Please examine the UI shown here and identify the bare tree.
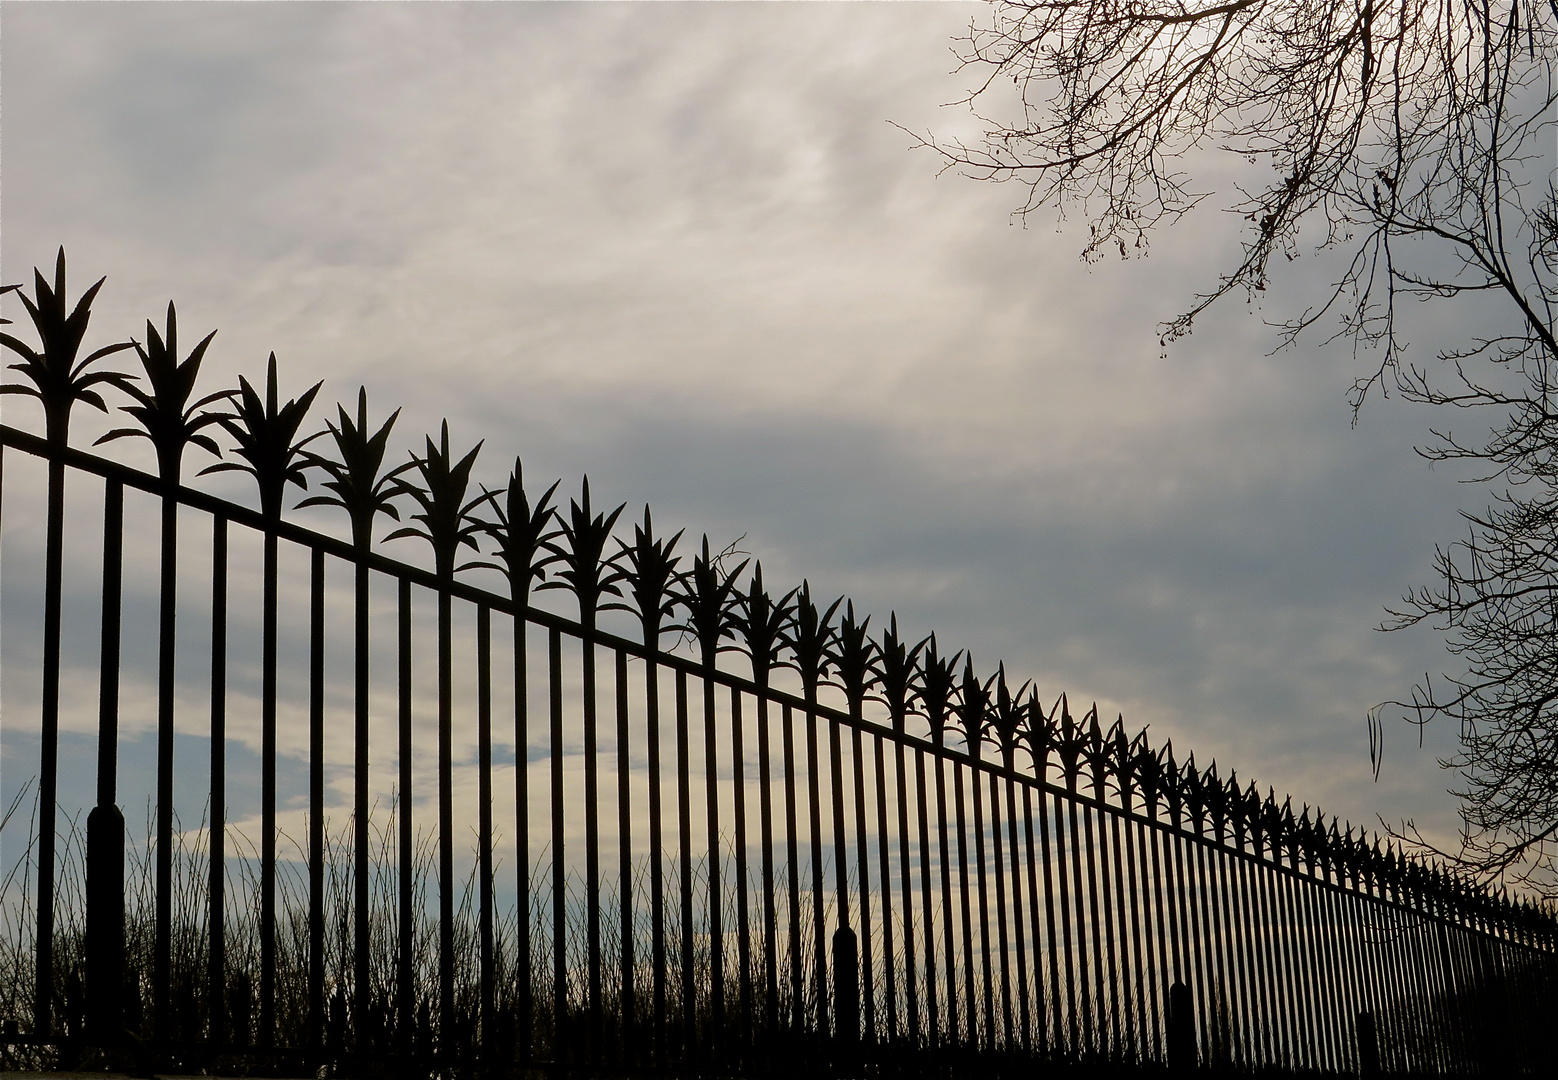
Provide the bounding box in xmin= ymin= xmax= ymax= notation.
xmin=912 ymin=0 xmax=1558 ymax=894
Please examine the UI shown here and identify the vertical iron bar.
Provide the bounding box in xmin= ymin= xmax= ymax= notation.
xmin=1234 ymin=852 xmax=1261 ymax=1066
xmin=1233 ymin=853 xmax=1268 ymax=1066
xmin=1149 ymin=824 xmax=1175 ymax=1060
xmin=1129 ymin=816 xmax=1157 ymax=1061
xmin=1330 ymin=872 xmax=1366 ymax=1072
xmin=1252 ymin=849 xmax=1286 ymax=1067
xmin=935 ymin=754 xmax=958 ymax=1045
xmin=829 ymin=712 xmax=851 ymax=943
xmin=987 ymin=770 xmax=1011 ymax=1047
xmin=1046 ymin=788 xmax=1076 ymax=1052
xmin=353 ymin=550 xmax=371 ymax=1051
xmin=1273 ymin=861 xmax=1308 ymax=1068
xmin=894 ymin=740 xmax=917 ymax=1042
xmin=1307 ymin=874 xmax=1341 ymax=1070
xmin=851 ymin=723 xmax=874 ymax=1042
xmin=806 ymin=702 xmax=828 ymax=1035
xmin=782 ymin=703 xmax=804 ymax=1031
xmin=1153 ymin=824 xmax=1176 ymax=996
xmin=916 ymin=748 xmax=939 ymax=1046
xmin=1175 ymin=833 xmax=1199 ymax=1061
xmin=1271 ymin=853 xmax=1301 ymax=1069
xmin=514 ymin=612 xmax=532 ymax=1063
xmin=1108 ymin=807 xmax=1134 ymax=1058
xmin=1337 ymin=870 xmax=1370 ymax=1072
xmin=154 ymin=482 xmax=178 ymax=1045
xmin=88 ymin=479 xmax=126 ymax=1046
xmin=309 ymin=548 xmax=325 ymax=1049
xmin=1223 ymin=848 xmax=1249 ymax=1065
xmin=1192 ymin=840 xmax=1221 ymax=1064
xmin=1415 ymin=898 xmax=1451 ymax=1074
xmin=1021 ymin=785 xmax=1046 ymax=1052
xmin=616 ymin=650 xmax=635 ymax=1063
xmin=1292 ymin=869 xmax=1324 ymax=1070
xmin=583 ymin=632 xmax=602 ymax=1058
xmin=207 ymin=513 xmax=226 ymax=1045
xmin=156 ymin=488 xmax=185 ymax=1018
xmin=1339 ymin=866 xmax=1377 ymax=1072
xmin=1307 ymin=873 xmax=1339 ymax=1071
xmin=1121 ymin=810 xmax=1146 ymax=1053
xmin=1086 ymin=802 xmax=1118 ymax=1056
xmin=1252 ymin=847 xmax=1290 ymax=1065
xmin=847 ymin=720 xmax=872 ymax=1041
xmin=1140 ymin=822 xmax=1165 ymax=1059
xmin=1246 ymin=851 xmax=1275 ymax=1065
xmin=953 ymin=762 xmax=977 ymax=1046
xmin=1173 ymin=832 xmax=1204 ymax=1062
xmin=875 ymin=735 xmax=895 ymax=1041
xmin=1214 ymin=845 xmax=1241 ymax=1066
xmin=397 ymin=578 xmax=413 ymax=1052
xmin=94 ymin=479 xmax=124 ymax=809
xmin=1037 ymin=787 xmax=1065 ymax=1053
xmin=34 ymin=450 xmax=65 ymax=1038
xmin=260 ymin=527 xmax=278 ymax=1045
xmin=1202 ymin=841 xmax=1228 ymax=1064
xmin=1376 ymin=893 xmax=1411 ymax=1071
xmin=703 ymin=675 xmax=724 ymax=1055
xmin=971 ymin=764 xmax=994 ymax=1049
xmin=1004 ymin=773 xmax=1030 ymax=1050
xmin=758 ymin=695 xmax=779 ymax=1036
xmin=1314 ymin=874 xmax=1348 ymax=1070
xmin=646 ymin=658 xmax=667 ymax=1061
xmin=677 ymin=669 xmax=696 ymax=1059
xmin=732 ymin=688 xmax=753 ymax=1051
xmin=437 ymin=585 xmax=455 ymax=1051
xmin=1066 ymin=797 xmax=1092 ymax=1052
xmin=477 ymin=605 xmax=494 ymax=1049
xmin=550 ymin=627 xmax=568 ymax=1063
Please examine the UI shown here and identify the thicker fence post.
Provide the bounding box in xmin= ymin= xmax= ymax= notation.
xmin=1356 ymin=1009 xmax=1379 ymax=1077
xmin=833 ymin=925 xmax=860 ymax=1049
xmin=1167 ymin=980 xmax=1195 ymax=1073
xmin=87 ymin=478 xmax=125 ymax=1045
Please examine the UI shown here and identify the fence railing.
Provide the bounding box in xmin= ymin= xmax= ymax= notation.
xmin=3 ymin=412 xmax=1556 ymax=1077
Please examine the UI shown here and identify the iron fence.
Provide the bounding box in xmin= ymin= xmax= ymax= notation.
xmin=3 ymin=420 xmax=1554 ymax=1077
xmin=0 ymin=257 xmax=1554 ymax=1076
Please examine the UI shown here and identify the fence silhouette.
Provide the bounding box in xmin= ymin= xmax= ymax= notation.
xmin=2 ymin=259 xmax=1556 ymax=1077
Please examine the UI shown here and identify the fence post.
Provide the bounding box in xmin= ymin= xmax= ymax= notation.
xmin=1356 ymin=1010 xmax=1379 ymax=1077
xmin=1167 ymin=980 xmax=1196 ymax=1073
xmin=833 ymin=925 xmax=860 ymax=1044
xmin=85 ymin=804 xmax=125 ymax=1044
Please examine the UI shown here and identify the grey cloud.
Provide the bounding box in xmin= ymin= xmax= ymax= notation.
xmin=1 ymin=1 xmax=1482 ymax=849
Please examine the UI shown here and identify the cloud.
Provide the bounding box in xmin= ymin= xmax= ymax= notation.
xmin=1 ymin=0 xmax=1481 ymax=855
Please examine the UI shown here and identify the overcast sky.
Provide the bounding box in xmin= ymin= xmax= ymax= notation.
xmin=0 ymin=0 xmax=1493 ymax=851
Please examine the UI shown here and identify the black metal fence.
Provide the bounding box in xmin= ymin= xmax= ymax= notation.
xmin=3 ymin=418 xmax=1555 ymax=1077
xmin=0 ymin=258 xmax=1553 ymax=1076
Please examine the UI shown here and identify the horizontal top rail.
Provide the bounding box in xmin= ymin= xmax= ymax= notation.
xmin=4 ymin=419 xmax=1554 ymax=950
